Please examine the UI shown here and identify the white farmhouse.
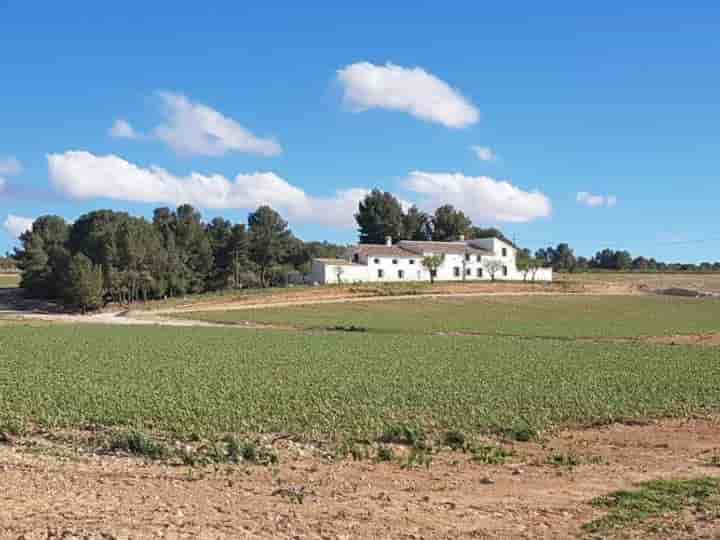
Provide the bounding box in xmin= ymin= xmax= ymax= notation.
xmin=311 ymin=236 xmax=552 ymax=284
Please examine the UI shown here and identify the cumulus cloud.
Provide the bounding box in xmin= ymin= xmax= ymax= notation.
xmin=0 ymin=156 xmax=22 ymax=194
xmin=153 ymin=92 xmax=282 ymax=157
xmin=109 ymin=119 xmax=138 ymax=139
xmin=0 ymin=156 xmax=22 ymax=176
xmin=404 ymin=171 xmax=551 ymax=223
xmin=470 ymin=145 xmax=497 ymax=162
xmin=48 ymin=151 xmax=363 ymax=228
xmin=337 ymin=62 xmax=479 ymax=128
xmin=576 ymin=191 xmax=617 ymax=208
xmin=3 ymin=214 xmax=33 ymax=239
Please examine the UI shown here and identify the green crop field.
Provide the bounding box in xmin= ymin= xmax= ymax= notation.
xmin=0 ymin=274 xmax=20 ymax=289
xmin=180 ymin=295 xmax=720 ymax=339
xmin=1 ymin=322 xmax=718 ymax=439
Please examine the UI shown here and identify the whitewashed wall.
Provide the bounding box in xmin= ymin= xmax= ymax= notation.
xmin=311 ymin=238 xmax=552 ymax=284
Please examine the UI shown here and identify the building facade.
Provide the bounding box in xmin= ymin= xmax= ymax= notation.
xmin=310 ymin=236 xmax=552 ymax=284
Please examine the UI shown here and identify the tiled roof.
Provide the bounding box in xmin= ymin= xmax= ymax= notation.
xmin=398 ymin=241 xmax=493 ymax=256
xmin=352 ymin=244 xmax=416 ymax=257
xmin=313 ymin=258 xmax=361 ymax=266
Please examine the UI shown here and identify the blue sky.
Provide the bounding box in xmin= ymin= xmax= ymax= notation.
xmin=1 ymin=2 xmax=719 ymax=262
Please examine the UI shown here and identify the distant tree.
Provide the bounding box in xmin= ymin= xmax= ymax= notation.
xmin=591 ymin=248 xmax=632 ymax=270
xmin=65 ymin=253 xmax=104 ymax=312
xmin=16 ymin=234 xmax=50 ymax=296
xmin=355 ymin=189 xmax=405 ymax=244
xmin=174 ymin=205 xmax=214 ymax=293
xmin=468 ymin=226 xmax=514 ymax=246
xmin=248 ymin=206 xmax=292 ymax=288
xmin=14 ymin=216 xmax=70 ymax=298
xmin=575 ymin=256 xmax=590 ymax=272
xmin=431 ymin=205 xmax=472 ymax=241
xmin=535 ymin=243 xmax=576 ymax=272
xmin=554 ymin=243 xmax=577 ymax=272
xmin=516 ymin=252 xmax=543 ymax=281
xmin=402 ymin=206 xmax=431 ymax=241
xmin=482 ymin=259 xmax=504 ymax=281
xmin=421 ymin=254 xmax=445 ymax=284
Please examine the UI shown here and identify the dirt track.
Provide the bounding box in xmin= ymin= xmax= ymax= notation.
xmin=2 ymin=417 xmax=719 ymax=539
xmin=0 ymin=278 xmax=634 ymax=329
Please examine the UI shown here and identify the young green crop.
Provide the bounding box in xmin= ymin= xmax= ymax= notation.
xmin=179 ymin=295 xmax=720 ymax=339
xmin=0 ymin=322 xmax=718 ymax=439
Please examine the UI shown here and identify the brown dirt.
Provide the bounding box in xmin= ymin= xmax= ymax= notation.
xmin=647 ymin=333 xmax=720 ymax=346
xmin=2 ymin=418 xmax=719 ymax=539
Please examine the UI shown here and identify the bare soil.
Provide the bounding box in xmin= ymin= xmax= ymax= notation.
xmin=1 ymin=418 xmax=719 ymax=539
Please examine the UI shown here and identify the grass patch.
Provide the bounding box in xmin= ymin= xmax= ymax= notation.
xmin=179 ymin=295 xmax=720 ymax=339
xmin=470 ymin=444 xmax=514 ymax=465
xmin=378 ymin=423 xmax=425 ymax=447
xmin=547 ymin=452 xmax=581 ymax=467
xmin=104 ymin=429 xmax=169 ymax=459
xmin=584 ymin=477 xmax=720 ymax=533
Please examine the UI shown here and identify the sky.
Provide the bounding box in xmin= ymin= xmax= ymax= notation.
xmin=1 ymin=2 xmax=719 ymax=262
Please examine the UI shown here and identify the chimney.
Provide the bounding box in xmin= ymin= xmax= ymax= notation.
xmin=385 ymin=236 xmax=392 ymax=246
xmin=458 ymin=234 xmax=465 ymax=242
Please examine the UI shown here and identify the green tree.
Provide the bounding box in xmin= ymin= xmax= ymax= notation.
xmin=402 ymin=206 xmax=431 ymax=241
xmin=355 ymin=189 xmax=405 ymax=244
xmin=16 ymin=233 xmax=50 ymax=296
xmin=468 ymin=226 xmax=514 ymax=246
xmin=65 ymin=253 xmax=104 ymax=312
xmin=482 ymin=259 xmax=504 ymax=281
xmin=516 ymin=253 xmax=543 ymax=281
xmin=421 ymin=254 xmax=445 ymax=284
xmin=431 ymin=205 xmax=472 ymax=241
xmin=248 ymin=206 xmax=291 ymax=288
xmin=15 ymin=216 xmax=70 ymax=298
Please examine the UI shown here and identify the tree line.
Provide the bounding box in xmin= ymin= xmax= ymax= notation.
xmin=355 ymin=189 xmax=514 ymax=245
xmin=14 ymin=205 xmax=344 ymax=311
xmin=11 ymin=188 xmax=719 ymax=309
xmin=533 ymin=244 xmax=720 ymax=273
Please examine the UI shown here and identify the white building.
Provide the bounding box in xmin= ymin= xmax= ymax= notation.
xmin=310 ymin=236 xmax=552 ymax=284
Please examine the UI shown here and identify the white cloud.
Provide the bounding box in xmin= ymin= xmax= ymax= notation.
xmin=0 ymin=156 xmax=22 ymax=197
xmin=48 ymin=151 xmax=362 ymax=228
xmin=404 ymin=171 xmax=552 ymax=223
xmin=337 ymin=62 xmax=479 ymax=128
xmin=153 ymin=92 xmax=282 ymax=157
xmin=470 ymin=145 xmax=497 ymax=162
xmin=3 ymin=214 xmax=33 ymax=239
xmin=576 ymin=191 xmax=617 ymax=208
xmin=0 ymin=156 xmax=22 ymax=176
xmin=109 ymin=119 xmax=138 ymax=139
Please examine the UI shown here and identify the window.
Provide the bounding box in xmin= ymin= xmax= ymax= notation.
xmin=465 ymin=253 xmax=471 ymax=262
xmin=353 ymin=253 xmax=359 ymax=263
xmin=477 ymin=268 xmax=483 ymax=278
xmin=377 ymin=269 xmax=384 ymax=278
xmin=502 ymin=248 xmax=507 ymax=257
xmin=465 ymin=268 xmax=472 ymax=276
xmin=373 ymin=258 xmax=380 ymax=264
xmin=502 ymin=265 xmax=508 ymax=277
xmin=398 ymin=270 xmax=404 ymax=279
xmin=453 ymin=267 xmax=461 ymax=277
xmin=392 ymin=259 xmax=398 ymax=265
xmin=409 ymin=259 xmax=415 ymax=265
